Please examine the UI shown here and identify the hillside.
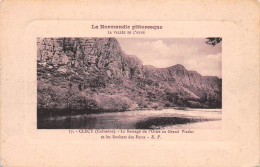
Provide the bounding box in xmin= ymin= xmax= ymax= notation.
xmin=37 ymin=37 xmax=222 ymax=115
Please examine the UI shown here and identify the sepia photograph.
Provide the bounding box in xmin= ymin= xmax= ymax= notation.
xmin=37 ymin=37 xmax=222 ymax=129
xmin=1 ymin=0 xmax=259 ymax=166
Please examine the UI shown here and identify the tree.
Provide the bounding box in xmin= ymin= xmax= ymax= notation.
xmin=205 ymin=37 xmax=222 ymax=47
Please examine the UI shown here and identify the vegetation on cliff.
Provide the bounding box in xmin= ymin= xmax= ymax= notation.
xmin=37 ymin=37 xmax=222 ymax=115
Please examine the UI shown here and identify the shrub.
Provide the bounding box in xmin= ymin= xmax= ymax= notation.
xmin=164 ymin=101 xmax=172 ymax=108
xmin=94 ymin=94 xmax=137 ymax=112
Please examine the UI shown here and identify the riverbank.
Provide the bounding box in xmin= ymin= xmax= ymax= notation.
xmin=37 ymin=106 xmax=221 ymax=118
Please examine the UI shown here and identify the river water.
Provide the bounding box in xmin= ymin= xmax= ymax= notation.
xmin=38 ymin=108 xmax=221 ymax=129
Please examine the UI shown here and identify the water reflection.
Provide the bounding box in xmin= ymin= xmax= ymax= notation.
xmin=38 ymin=109 xmax=221 ymax=129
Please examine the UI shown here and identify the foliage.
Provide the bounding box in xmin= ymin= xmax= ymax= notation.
xmin=94 ymin=94 xmax=137 ymax=112
xmin=205 ymin=37 xmax=222 ymax=47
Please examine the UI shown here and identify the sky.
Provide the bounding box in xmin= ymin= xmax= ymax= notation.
xmin=117 ymin=38 xmax=222 ymax=78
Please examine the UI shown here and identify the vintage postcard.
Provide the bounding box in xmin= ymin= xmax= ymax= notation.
xmin=0 ymin=1 xmax=259 ymax=167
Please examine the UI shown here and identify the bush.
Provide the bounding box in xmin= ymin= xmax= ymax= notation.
xmin=164 ymin=101 xmax=172 ymax=108
xmin=94 ymin=94 xmax=137 ymax=112
xmin=187 ymin=100 xmax=203 ymax=108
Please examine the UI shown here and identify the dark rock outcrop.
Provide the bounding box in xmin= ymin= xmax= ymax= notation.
xmin=37 ymin=37 xmax=222 ymax=113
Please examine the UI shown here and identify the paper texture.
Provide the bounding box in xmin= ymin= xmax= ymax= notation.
xmin=0 ymin=0 xmax=259 ymax=166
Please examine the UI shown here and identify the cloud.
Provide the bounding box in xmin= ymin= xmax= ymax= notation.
xmin=117 ymin=38 xmax=222 ymax=78
xmin=185 ymin=53 xmax=222 ymax=77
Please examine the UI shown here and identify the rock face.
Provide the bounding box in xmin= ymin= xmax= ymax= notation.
xmin=37 ymin=37 xmax=222 ymax=112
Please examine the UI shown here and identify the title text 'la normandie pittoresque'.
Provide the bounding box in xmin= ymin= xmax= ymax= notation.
xmin=91 ymin=24 xmax=163 ymax=30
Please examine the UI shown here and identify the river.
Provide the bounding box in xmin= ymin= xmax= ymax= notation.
xmin=37 ymin=108 xmax=221 ymax=129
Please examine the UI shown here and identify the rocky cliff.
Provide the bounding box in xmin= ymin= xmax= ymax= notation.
xmin=37 ymin=37 xmax=222 ymax=114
